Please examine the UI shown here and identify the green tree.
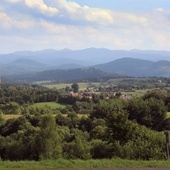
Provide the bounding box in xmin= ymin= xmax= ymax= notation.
xmin=127 ymin=97 xmax=167 ymax=131
xmin=90 ymin=139 xmax=112 ymax=159
xmin=36 ymin=115 xmax=62 ymax=160
xmin=64 ymin=136 xmax=91 ymax=159
xmin=106 ymin=110 xmax=130 ymax=144
xmin=71 ymin=83 xmax=79 ymax=93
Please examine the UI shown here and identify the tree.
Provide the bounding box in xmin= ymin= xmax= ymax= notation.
xmin=90 ymin=139 xmax=112 ymax=159
xmin=36 ymin=115 xmax=62 ymax=160
xmin=71 ymin=83 xmax=79 ymax=93
xmin=63 ymin=136 xmax=91 ymax=159
xmin=127 ymin=97 xmax=167 ymax=131
xmin=106 ymin=110 xmax=130 ymax=144
xmin=90 ymin=99 xmax=126 ymax=119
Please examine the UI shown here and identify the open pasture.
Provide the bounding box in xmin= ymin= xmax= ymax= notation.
xmin=42 ymin=82 xmax=100 ymax=91
xmin=30 ymin=102 xmax=66 ymax=109
xmin=122 ymin=89 xmax=149 ymax=97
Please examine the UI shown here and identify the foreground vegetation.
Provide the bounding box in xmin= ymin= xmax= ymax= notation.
xmin=1 ymin=159 xmax=170 ymax=169
xmin=1 ymin=78 xmax=170 ymax=162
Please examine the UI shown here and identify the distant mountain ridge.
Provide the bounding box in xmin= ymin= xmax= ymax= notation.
xmin=1 ymin=48 xmax=170 ymax=65
xmin=1 ymin=48 xmax=170 ymax=78
xmin=94 ymin=58 xmax=170 ymax=77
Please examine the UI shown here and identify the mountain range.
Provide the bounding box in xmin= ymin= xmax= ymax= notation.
xmin=1 ymin=48 xmax=170 ymax=80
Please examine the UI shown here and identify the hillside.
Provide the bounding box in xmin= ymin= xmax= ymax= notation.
xmin=1 ymin=48 xmax=170 ymax=78
xmin=94 ymin=58 xmax=170 ymax=77
xmin=5 ymin=58 xmax=170 ymax=81
xmin=94 ymin=58 xmax=153 ymax=76
xmin=1 ymin=59 xmax=47 ymax=75
xmin=10 ymin=68 xmax=122 ymax=82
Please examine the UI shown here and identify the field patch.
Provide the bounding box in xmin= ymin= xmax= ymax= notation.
xmin=43 ymin=82 xmax=100 ymax=91
xmin=30 ymin=102 xmax=66 ymax=109
xmin=3 ymin=114 xmax=22 ymax=120
xmin=122 ymin=89 xmax=149 ymax=97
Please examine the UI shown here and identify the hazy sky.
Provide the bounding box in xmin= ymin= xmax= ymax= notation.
xmin=0 ymin=0 xmax=170 ymax=53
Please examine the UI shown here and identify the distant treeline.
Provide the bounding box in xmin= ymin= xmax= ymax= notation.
xmin=8 ymin=68 xmax=123 ymax=82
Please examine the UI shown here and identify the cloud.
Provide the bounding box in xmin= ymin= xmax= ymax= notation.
xmin=24 ymin=0 xmax=58 ymax=16
xmin=0 ymin=12 xmax=35 ymax=31
xmin=2 ymin=0 xmax=149 ymax=27
xmin=6 ymin=0 xmax=22 ymax=3
xmin=3 ymin=0 xmax=58 ymax=17
xmin=0 ymin=0 xmax=170 ymax=52
xmin=0 ymin=12 xmax=12 ymax=29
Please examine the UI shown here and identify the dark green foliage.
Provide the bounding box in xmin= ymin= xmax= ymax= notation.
xmin=127 ymin=97 xmax=167 ymax=131
xmin=0 ymin=83 xmax=170 ymax=161
xmin=73 ymin=101 xmax=94 ymax=114
xmin=0 ymin=116 xmax=29 ymax=136
xmin=63 ymin=136 xmax=91 ymax=159
xmin=0 ymin=84 xmax=59 ymax=105
xmin=90 ymin=99 xmax=126 ymax=119
xmin=111 ymin=124 xmax=166 ymax=160
xmin=0 ymin=102 xmax=21 ymax=114
xmin=71 ymin=83 xmax=79 ymax=93
xmin=0 ymin=117 xmax=40 ymax=160
xmin=106 ymin=110 xmax=130 ymax=144
xmin=36 ymin=115 xmax=62 ymax=160
xmin=90 ymin=139 xmax=112 ymax=159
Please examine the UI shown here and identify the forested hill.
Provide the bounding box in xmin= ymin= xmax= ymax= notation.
xmin=12 ymin=68 xmax=122 ymax=82
xmin=94 ymin=58 xmax=170 ymax=77
xmin=7 ymin=58 xmax=170 ymax=82
xmin=1 ymin=48 xmax=170 ymax=78
xmin=4 ymin=57 xmax=170 ymax=82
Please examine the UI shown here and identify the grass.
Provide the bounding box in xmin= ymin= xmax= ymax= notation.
xmin=122 ymin=89 xmax=149 ymax=97
xmin=2 ymin=102 xmax=66 ymax=120
xmin=30 ymin=102 xmax=66 ymax=109
xmin=43 ymin=83 xmax=72 ymax=89
xmin=3 ymin=115 xmax=22 ymax=120
xmin=43 ymin=82 xmax=101 ymax=91
xmin=0 ymin=159 xmax=170 ymax=169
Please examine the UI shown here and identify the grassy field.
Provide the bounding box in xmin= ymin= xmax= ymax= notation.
xmin=0 ymin=159 xmax=170 ymax=169
xmin=30 ymin=102 xmax=66 ymax=109
xmin=122 ymin=89 xmax=149 ymax=97
xmin=3 ymin=114 xmax=22 ymax=120
xmin=43 ymin=82 xmax=100 ymax=91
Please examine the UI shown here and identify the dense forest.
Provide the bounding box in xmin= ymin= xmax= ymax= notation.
xmin=0 ymin=83 xmax=170 ymax=160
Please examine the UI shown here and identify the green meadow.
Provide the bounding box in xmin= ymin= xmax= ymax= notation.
xmin=43 ymin=82 xmax=100 ymax=91
xmin=30 ymin=102 xmax=66 ymax=109
xmin=1 ymin=159 xmax=170 ymax=170
xmin=122 ymin=89 xmax=149 ymax=97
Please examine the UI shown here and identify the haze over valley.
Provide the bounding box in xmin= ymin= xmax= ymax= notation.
xmin=0 ymin=48 xmax=170 ymax=80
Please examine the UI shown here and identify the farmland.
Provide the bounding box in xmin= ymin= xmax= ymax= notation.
xmin=43 ymin=82 xmax=101 ymax=91
xmin=30 ymin=102 xmax=66 ymax=109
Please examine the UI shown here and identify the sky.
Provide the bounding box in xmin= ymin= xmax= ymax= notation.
xmin=0 ymin=0 xmax=170 ymax=53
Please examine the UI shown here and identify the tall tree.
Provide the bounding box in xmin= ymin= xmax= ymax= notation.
xmin=71 ymin=83 xmax=79 ymax=93
xmin=36 ymin=115 xmax=62 ymax=160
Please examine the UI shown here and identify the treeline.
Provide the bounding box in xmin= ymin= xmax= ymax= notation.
xmin=10 ymin=68 xmax=121 ymax=82
xmin=0 ymin=87 xmax=170 ymax=160
xmin=0 ymin=84 xmax=59 ymax=105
